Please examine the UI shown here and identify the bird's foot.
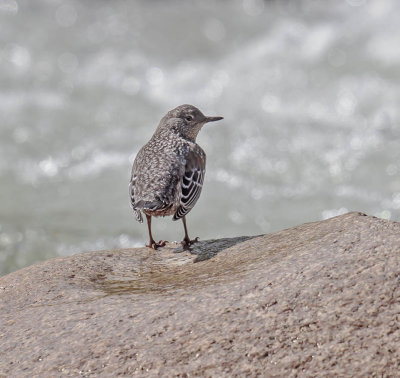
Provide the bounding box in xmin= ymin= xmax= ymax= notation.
xmin=181 ymin=237 xmax=199 ymax=249
xmin=146 ymin=240 xmax=168 ymax=250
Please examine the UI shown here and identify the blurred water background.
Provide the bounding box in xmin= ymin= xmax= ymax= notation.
xmin=1 ymin=0 xmax=399 ymax=276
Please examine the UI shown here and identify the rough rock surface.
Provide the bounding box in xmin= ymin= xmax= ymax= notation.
xmin=1 ymin=212 xmax=399 ymax=377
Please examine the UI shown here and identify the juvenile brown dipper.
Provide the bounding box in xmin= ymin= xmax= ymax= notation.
xmin=129 ymin=104 xmax=223 ymax=249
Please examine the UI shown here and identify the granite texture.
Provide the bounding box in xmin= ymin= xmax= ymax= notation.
xmin=1 ymin=212 xmax=399 ymax=377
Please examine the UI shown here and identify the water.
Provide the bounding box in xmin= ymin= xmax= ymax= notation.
xmin=1 ymin=0 xmax=399 ymax=276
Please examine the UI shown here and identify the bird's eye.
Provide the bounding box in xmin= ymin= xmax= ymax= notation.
xmin=185 ymin=115 xmax=193 ymax=122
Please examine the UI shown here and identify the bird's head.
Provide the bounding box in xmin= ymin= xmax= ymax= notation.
xmin=159 ymin=104 xmax=223 ymax=142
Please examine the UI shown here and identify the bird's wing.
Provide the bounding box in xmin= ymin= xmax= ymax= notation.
xmin=173 ymin=148 xmax=206 ymax=220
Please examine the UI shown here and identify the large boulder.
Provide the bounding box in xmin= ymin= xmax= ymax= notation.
xmin=1 ymin=212 xmax=399 ymax=376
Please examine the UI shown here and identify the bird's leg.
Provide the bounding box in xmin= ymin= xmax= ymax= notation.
xmin=181 ymin=216 xmax=199 ymax=248
xmin=145 ymin=214 xmax=167 ymax=249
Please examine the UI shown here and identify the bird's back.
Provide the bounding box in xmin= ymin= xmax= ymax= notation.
xmin=130 ymin=134 xmax=185 ymax=220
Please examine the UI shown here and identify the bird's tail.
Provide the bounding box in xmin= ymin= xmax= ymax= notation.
xmin=134 ymin=199 xmax=173 ymax=217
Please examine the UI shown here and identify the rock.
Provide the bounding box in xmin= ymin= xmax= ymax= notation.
xmin=0 ymin=212 xmax=399 ymax=376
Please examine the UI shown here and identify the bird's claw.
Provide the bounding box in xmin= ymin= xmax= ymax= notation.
xmin=146 ymin=240 xmax=168 ymax=250
xmin=181 ymin=237 xmax=199 ymax=249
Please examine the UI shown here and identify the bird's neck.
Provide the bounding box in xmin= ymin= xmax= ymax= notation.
xmin=154 ymin=126 xmax=198 ymax=144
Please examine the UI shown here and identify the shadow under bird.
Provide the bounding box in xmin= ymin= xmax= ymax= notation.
xmin=129 ymin=104 xmax=223 ymax=249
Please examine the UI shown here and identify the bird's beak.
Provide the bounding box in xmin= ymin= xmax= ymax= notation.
xmin=204 ymin=116 xmax=224 ymax=123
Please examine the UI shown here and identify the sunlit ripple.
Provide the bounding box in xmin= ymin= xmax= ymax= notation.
xmin=67 ymin=151 xmax=128 ymax=180
xmin=0 ymin=0 xmax=18 ymax=14
xmin=56 ymin=235 xmax=143 ymax=257
xmin=0 ymin=90 xmax=64 ymax=112
xmin=203 ymin=18 xmax=226 ymax=42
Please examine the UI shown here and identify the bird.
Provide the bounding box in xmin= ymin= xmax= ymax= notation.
xmin=129 ymin=104 xmax=223 ymax=249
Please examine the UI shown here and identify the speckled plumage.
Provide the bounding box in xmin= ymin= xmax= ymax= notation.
xmin=129 ymin=104 xmax=223 ymax=249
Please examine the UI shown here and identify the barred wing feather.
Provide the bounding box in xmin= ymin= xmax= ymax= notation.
xmin=173 ymin=150 xmax=206 ymax=220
